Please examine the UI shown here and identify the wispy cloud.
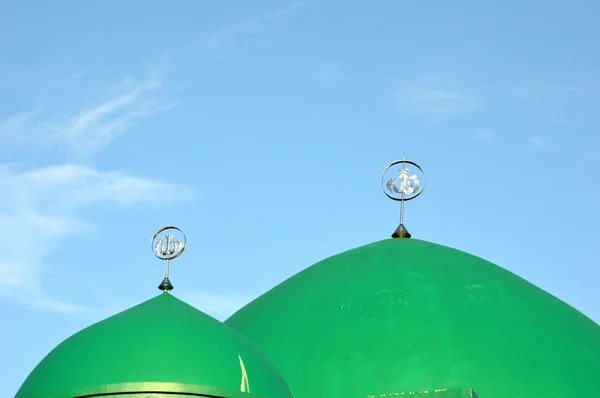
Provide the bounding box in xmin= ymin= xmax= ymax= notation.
xmin=393 ymin=86 xmax=481 ymax=117
xmin=163 ymin=2 xmax=303 ymax=60
xmin=0 ymin=4 xmax=304 ymax=313
xmin=204 ymin=2 xmax=301 ymax=51
xmin=0 ymin=69 xmax=191 ymax=313
xmin=0 ymin=164 xmax=193 ymax=313
xmin=0 ymin=76 xmax=174 ymax=160
xmin=0 ymin=164 xmax=192 ymax=212
xmin=55 ymin=78 xmax=170 ymax=157
xmin=0 ymin=208 xmax=90 ymax=313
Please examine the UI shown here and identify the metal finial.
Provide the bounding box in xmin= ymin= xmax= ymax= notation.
xmin=151 ymin=225 xmax=186 ymax=292
xmin=381 ymin=158 xmax=426 ymax=238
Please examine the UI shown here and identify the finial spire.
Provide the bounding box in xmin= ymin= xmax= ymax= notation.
xmin=151 ymin=225 xmax=186 ymax=292
xmin=381 ymin=158 xmax=426 ymax=238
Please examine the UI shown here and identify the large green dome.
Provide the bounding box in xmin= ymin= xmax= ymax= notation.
xmin=226 ymin=238 xmax=600 ymax=398
xmin=17 ymin=293 xmax=294 ymax=398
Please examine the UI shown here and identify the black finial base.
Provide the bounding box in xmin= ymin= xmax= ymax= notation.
xmin=392 ymin=223 xmax=411 ymax=239
xmin=158 ymin=277 xmax=174 ymax=292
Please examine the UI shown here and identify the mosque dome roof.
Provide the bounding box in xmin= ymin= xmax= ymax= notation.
xmin=16 ymin=292 xmax=294 ymax=398
xmin=226 ymin=238 xmax=600 ymax=398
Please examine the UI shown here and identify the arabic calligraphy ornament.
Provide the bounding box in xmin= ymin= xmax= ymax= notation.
xmin=381 ymin=158 xmax=426 ymax=238
xmin=151 ymin=225 xmax=187 ymax=291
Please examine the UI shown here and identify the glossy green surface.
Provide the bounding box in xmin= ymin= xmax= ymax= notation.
xmin=391 ymin=389 xmax=478 ymax=398
xmin=226 ymin=239 xmax=600 ymax=398
xmin=16 ymin=293 xmax=293 ymax=398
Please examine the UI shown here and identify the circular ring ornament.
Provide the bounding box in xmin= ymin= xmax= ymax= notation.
xmin=381 ymin=159 xmax=426 ymax=201
xmin=151 ymin=226 xmax=186 ymax=261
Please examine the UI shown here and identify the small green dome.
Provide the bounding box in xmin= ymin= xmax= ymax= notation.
xmin=17 ymin=293 xmax=294 ymax=398
xmin=226 ymin=239 xmax=600 ymax=398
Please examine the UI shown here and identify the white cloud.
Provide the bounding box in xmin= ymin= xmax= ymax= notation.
xmin=57 ymin=79 xmax=165 ymax=153
xmin=393 ymin=86 xmax=481 ymax=117
xmin=0 ymin=67 xmax=192 ymax=313
xmin=0 ymin=164 xmax=193 ymax=212
xmin=0 ymin=210 xmax=92 ymax=314
xmin=203 ymin=3 xmax=302 ymax=51
xmin=183 ymin=291 xmax=257 ymax=321
xmin=0 ymin=210 xmax=88 ymax=290
xmin=0 ymin=76 xmax=174 ymax=160
xmin=0 ymin=164 xmax=193 ymax=312
xmin=163 ymin=2 xmax=303 ymax=60
xmin=0 ymin=4 xmax=303 ymax=312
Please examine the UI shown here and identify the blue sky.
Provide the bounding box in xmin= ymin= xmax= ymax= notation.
xmin=2 ymin=0 xmax=600 ymax=395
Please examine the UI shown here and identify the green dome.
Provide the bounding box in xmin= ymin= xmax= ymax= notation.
xmin=226 ymin=239 xmax=600 ymax=398
xmin=17 ymin=293 xmax=294 ymax=398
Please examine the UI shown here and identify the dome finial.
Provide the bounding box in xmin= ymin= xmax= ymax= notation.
xmin=151 ymin=225 xmax=186 ymax=292
xmin=382 ymin=158 xmax=426 ymax=238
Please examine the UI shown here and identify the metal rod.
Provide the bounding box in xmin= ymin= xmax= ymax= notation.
xmin=400 ymin=197 xmax=405 ymax=224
